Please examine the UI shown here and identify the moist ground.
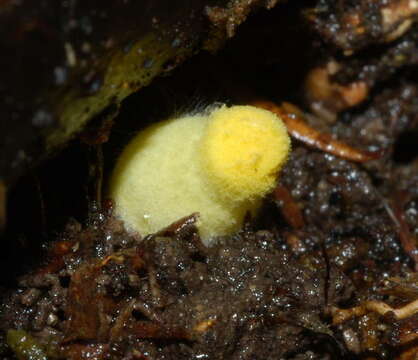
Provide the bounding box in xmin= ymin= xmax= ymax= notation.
xmin=1 ymin=0 xmax=418 ymax=359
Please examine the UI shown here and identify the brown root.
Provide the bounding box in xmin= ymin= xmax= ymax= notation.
xmin=253 ymin=100 xmax=384 ymax=163
xmin=332 ymin=299 xmax=418 ymax=325
xmin=274 ymin=185 xmax=305 ymax=229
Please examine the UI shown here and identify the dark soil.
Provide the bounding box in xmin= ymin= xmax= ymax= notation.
xmin=1 ymin=0 xmax=418 ymax=359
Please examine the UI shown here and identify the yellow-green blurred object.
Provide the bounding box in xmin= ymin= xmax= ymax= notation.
xmin=7 ymin=330 xmax=48 ymax=360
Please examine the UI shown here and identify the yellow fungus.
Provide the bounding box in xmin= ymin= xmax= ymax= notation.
xmin=109 ymin=104 xmax=290 ymax=245
xmin=202 ymin=105 xmax=290 ymax=202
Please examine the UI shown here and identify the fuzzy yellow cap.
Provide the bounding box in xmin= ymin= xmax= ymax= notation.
xmin=109 ymin=104 xmax=290 ymax=245
xmin=202 ymin=105 xmax=290 ymax=202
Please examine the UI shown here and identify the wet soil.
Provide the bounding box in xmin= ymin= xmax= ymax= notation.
xmin=1 ymin=0 xmax=418 ymax=359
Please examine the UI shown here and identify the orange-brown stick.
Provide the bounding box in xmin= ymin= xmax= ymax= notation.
xmin=332 ymin=298 xmax=418 ymax=325
xmin=274 ymin=185 xmax=305 ymax=229
xmin=252 ymin=100 xmax=383 ymax=163
xmin=132 ymin=321 xmax=192 ymax=340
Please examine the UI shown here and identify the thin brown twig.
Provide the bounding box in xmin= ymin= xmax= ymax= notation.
xmin=273 ymin=185 xmax=305 ymax=229
xmin=332 ymin=298 xmax=418 ymax=325
xmin=252 ymin=100 xmax=384 ymax=163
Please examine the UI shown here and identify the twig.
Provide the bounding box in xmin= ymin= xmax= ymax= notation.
xmin=252 ymin=100 xmax=384 ymax=163
xmin=332 ymin=298 xmax=418 ymax=325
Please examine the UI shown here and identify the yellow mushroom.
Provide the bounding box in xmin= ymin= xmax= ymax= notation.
xmin=109 ymin=104 xmax=290 ymax=245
